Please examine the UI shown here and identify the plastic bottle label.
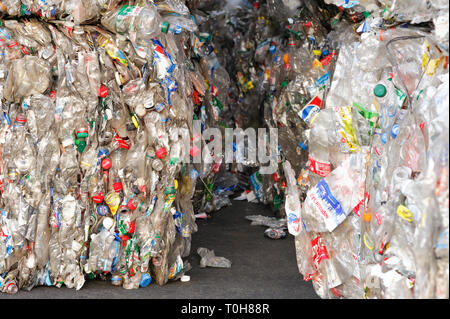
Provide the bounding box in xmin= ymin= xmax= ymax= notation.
xmin=335 ymin=106 xmax=360 ymax=152
xmin=308 ymin=156 xmax=331 ymax=177
xmin=311 ymin=235 xmax=329 ymax=266
xmin=299 ymin=96 xmax=322 ymax=125
xmin=308 ymin=179 xmax=346 ymax=232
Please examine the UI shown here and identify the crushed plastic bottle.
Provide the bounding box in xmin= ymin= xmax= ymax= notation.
xmin=197 ymin=247 xmax=232 ymax=268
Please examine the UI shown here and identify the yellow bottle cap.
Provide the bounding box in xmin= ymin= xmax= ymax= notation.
xmin=397 ymin=205 xmax=413 ymax=222
xmin=131 ymin=115 xmax=139 ymax=129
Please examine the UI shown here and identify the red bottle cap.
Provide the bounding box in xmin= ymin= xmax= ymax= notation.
xmin=49 ymin=91 xmax=57 ymax=99
xmin=99 ymin=86 xmax=109 ymax=98
xmin=113 ymin=181 xmax=123 ymax=192
xmin=190 ymin=146 xmax=200 ymax=157
xmin=92 ymin=193 xmax=104 ymax=204
xmin=281 ymin=181 xmax=287 ymax=188
xmin=127 ymin=199 xmax=137 ymax=211
xmin=155 ymin=147 xmax=167 ymax=159
xmin=272 ymin=173 xmax=280 ymax=182
xmin=101 ymin=158 xmax=112 ymax=170
xmin=121 ymin=235 xmax=130 ymax=247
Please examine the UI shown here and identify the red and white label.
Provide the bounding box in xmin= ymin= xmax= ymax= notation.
xmin=308 ymin=156 xmax=331 ymax=177
xmin=311 ymin=235 xmax=329 ymax=267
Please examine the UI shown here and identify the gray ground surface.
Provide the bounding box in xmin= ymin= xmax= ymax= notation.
xmin=1 ymin=201 xmax=319 ymax=299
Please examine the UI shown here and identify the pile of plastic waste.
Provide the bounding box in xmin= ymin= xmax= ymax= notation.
xmin=194 ymin=0 xmax=449 ymax=299
xmin=0 ymin=0 xmax=234 ymax=293
xmin=267 ymin=0 xmax=449 ymax=299
xmin=0 ymin=0 xmax=448 ymax=299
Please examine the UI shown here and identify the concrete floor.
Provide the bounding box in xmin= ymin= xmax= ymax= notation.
xmin=1 ymin=201 xmax=318 ymax=299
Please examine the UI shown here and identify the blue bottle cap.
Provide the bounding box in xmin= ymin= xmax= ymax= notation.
xmin=381 ymin=133 xmax=387 ymax=145
xmin=140 ymin=273 xmax=152 ymax=287
xmin=298 ymin=142 xmax=307 ymax=150
xmin=98 ymin=148 xmax=110 ymax=158
xmin=391 ymin=124 xmax=399 ymax=139
xmin=97 ymin=205 xmax=110 ymax=216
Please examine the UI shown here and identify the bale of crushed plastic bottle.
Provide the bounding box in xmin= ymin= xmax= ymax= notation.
xmin=0 ymin=0 xmax=228 ymax=292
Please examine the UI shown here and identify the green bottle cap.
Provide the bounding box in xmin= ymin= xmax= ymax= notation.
xmin=363 ymin=11 xmax=371 ymax=18
xmin=161 ymin=22 xmax=170 ymax=33
xmin=199 ymin=32 xmax=211 ymax=42
xmin=77 ymin=140 xmax=87 ymax=153
xmin=374 ymin=84 xmax=387 ymax=98
xmin=86 ymin=272 xmax=95 ymax=280
xmin=77 ymin=132 xmax=88 ymax=139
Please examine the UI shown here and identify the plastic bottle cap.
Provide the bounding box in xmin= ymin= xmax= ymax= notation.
xmin=127 ymin=199 xmax=137 ymax=211
xmin=140 ymin=273 xmax=152 ymax=287
xmin=161 ymin=21 xmax=170 ymax=33
xmin=199 ymin=32 xmax=211 ymax=42
xmin=99 ymin=86 xmax=108 ymax=98
xmin=76 ymin=128 xmax=89 ymax=138
xmin=298 ymin=142 xmax=307 ymax=150
xmin=181 ymin=275 xmax=190 ymax=282
xmin=77 ymin=140 xmax=87 ymax=153
xmin=97 ymin=205 xmax=109 ymax=216
xmin=92 ymin=193 xmax=104 ymax=204
xmin=156 ymin=147 xmax=168 ymax=159
xmin=101 ymin=158 xmax=112 ymax=170
xmin=98 ymin=148 xmax=110 ymax=158
xmin=190 ymin=146 xmax=200 ymax=157
xmin=113 ymin=181 xmax=123 ymax=192
xmin=103 ymin=217 xmax=114 ymax=230
xmin=272 ymin=173 xmax=280 ymax=182
xmin=374 ymin=84 xmax=387 ymax=97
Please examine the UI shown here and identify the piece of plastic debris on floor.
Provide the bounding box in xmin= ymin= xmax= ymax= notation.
xmin=197 ymin=247 xmax=232 ymax=268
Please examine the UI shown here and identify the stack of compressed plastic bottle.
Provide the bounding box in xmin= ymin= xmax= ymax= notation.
xmin=269 ymin=0 xmax=449 ymax=299
xmin=0 ymin=0 xmax=233 ymax=293
xmin=196 ymin=0 xmax=449 ymax=299
xmin=0 ymin=0 xmax=448 ymax=299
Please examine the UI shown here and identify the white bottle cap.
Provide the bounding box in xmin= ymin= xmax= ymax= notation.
xmin=180 ymin=275 xmax=190 ymax=282
xmin=103 ymin=217 xmax=114 ymax=230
